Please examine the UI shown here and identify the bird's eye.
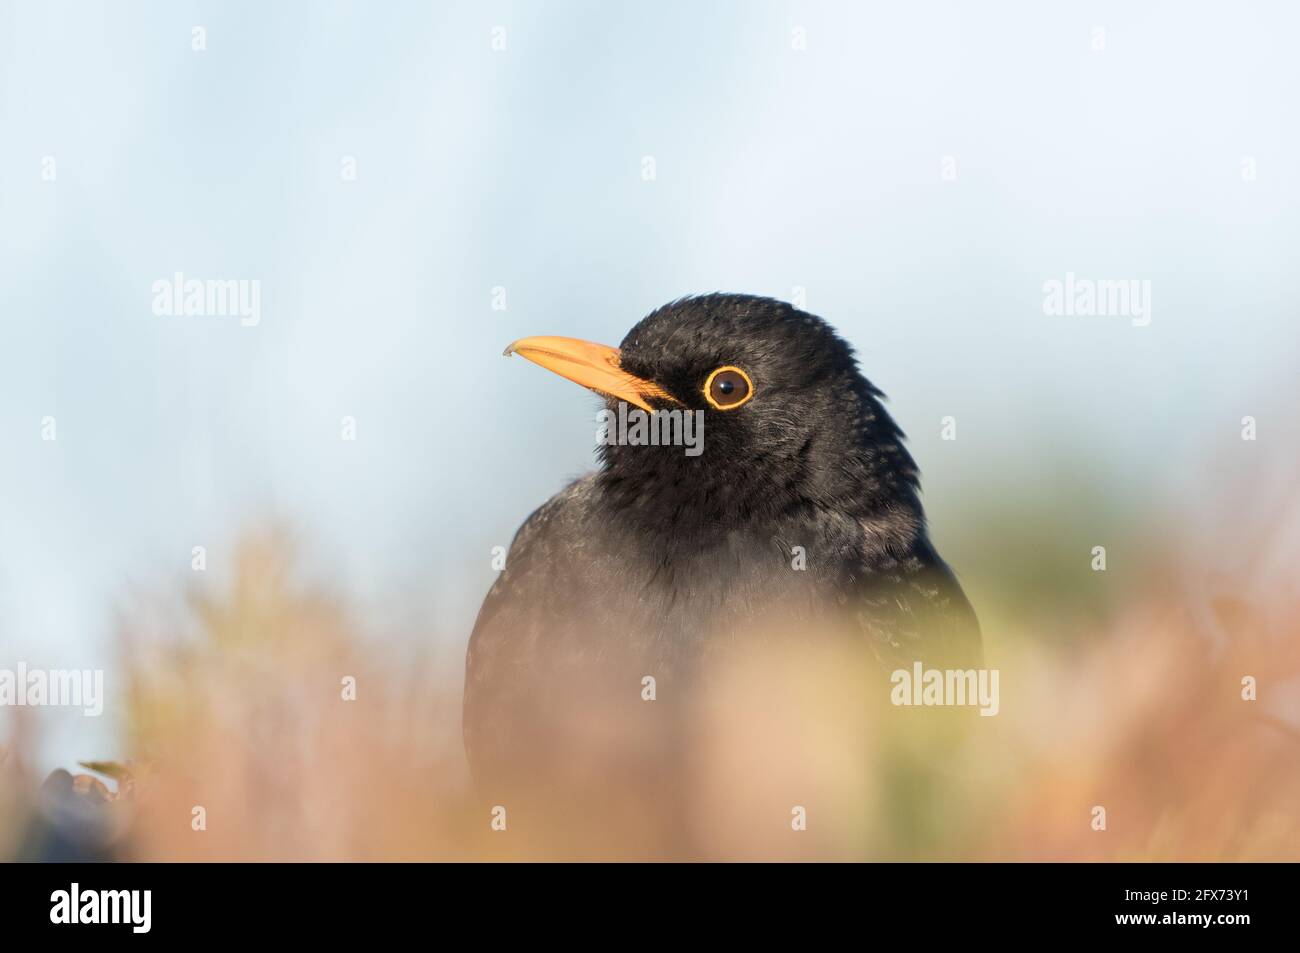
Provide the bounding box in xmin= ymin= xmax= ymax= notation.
xmin=703 ymin=366 xmax=753 ymax=410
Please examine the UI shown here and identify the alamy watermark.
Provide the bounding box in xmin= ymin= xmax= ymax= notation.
xmin=50 ymin=883 xmax=151 ymax=933
xmin=0 ymin=663 xmax=103 ymax=716
xmin=152 ymin=272 xmax=261 ymax=327
xmin=1042 ymin=272 xmax=1151 ymax=327
xmin=890 ymin=663 xmax=999 ymax=716
xmin=597 ymin=403 xmax=704 ymax=457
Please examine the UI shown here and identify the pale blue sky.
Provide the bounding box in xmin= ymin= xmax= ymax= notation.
xmin=2 ymin=0 xmax=1297 ymax=768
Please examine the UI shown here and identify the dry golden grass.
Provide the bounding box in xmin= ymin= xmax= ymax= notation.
xmin=4 ymin=488 xmax=1298 ymax=861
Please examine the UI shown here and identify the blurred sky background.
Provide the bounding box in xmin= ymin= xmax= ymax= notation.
xmin=1 ymin=0 xmax=1297 ymax=771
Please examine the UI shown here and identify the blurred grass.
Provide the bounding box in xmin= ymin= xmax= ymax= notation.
xmin=3 ymin=469 xmax=1298 ymax=860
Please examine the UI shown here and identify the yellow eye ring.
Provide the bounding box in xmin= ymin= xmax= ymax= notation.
xmin=703 ymin=365 xmax=754 ymax=410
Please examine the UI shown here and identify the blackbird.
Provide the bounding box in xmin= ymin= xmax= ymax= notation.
xmin=463 ymin=294 xmax=980 ymax=825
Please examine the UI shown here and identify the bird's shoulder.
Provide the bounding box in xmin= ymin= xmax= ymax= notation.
xmin=462 ymin=473 xmax=624 ymax=788
xmin=851 ymin=514 xmax=982 ymax=670
xmin=468 ymin=473 xmax=596 ymax=646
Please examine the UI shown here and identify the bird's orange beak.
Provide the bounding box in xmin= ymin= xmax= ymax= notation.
xmin=503 ymin=336 xmax=676 ymax=413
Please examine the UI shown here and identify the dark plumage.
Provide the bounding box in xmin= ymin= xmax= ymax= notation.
xmin=463 ymin=294 xmax=979 ymax=820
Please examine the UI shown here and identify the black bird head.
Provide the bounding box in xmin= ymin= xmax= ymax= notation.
xmin=505 ymin=294 xmax=922 ymax=530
